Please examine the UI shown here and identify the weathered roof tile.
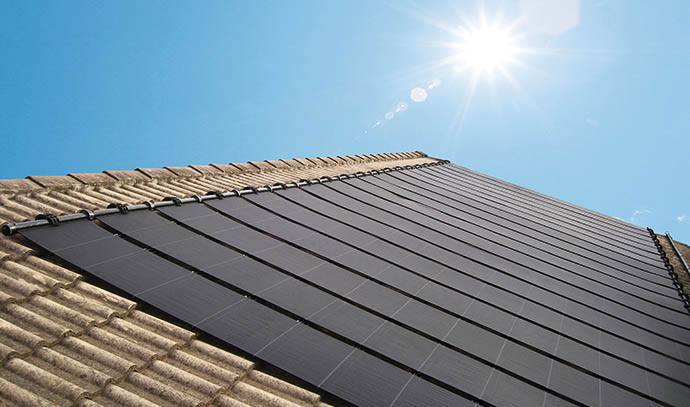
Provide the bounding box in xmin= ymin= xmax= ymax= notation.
xmin=229 ymin=162 xmax=260 ymax=174
xmin=188 ymin=165 xmax=224 ymax=176
xmin=26 ymin=176 xmax=81 ymax=189
xmin=246 ymin=161 xmax=275 ymax=172
xmin=209 ymin=164 xmax=242 ymax=175
xmin=279 ymin=159 xmax=306 ymax=168
xmin=0 ymin=179 xmax=43 ymax=194
xmin=67 ymin=173 xmax=117 ymax=186
xmin=135 ymin=168 xmax=177 ymax=180
xmin=163 ymin=167 xmax=202 ymax=178
xmin=102 ymin=170 xmax=150 ymax=183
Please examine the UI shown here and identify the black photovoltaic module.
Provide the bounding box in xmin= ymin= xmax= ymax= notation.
xmin=19 ymin=164 xmax=690 ymax=407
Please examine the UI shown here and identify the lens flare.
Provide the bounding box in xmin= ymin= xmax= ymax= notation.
xmin=410 ymin=87 xmax=428 ymax=102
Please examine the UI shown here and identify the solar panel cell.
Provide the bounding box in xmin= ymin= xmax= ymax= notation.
xmin=87 ymin=250 xmax=189 ymax=295
xmin=256 ymin=323 xmax=354 ymax=385
xmin=394 ymin=298 xmax=458 ymax=339
xmin=419 ymin=345 xmax=492 ymax=397
xmin=196 ymin=299 xmax=299 ymax=355
xmin=480 ymin=371 xmax=547 ymax=407
xmin=299 ymin=262 xmax=367 ymax=296
xmin=345 ymin=280 xmax=409 ymax=317
xmin=391 ymin=375 xmax=475 ymax=407
xmin=546 ymin=361 xmax=601 ymax=407
xmin=310 ymin=300 xmax=385 ymax=343
xmin=206 ymin=256 xmax=289 ymax=293
xmin=443 ymin=320 xmax=505 ymax=362
xmin=362 ymin=321 xmax=437 ymax=370
xmin=261 ymin=278 xmax=336 ymax=317
xmin=496 ymin=341 xmax=552 ymax=386
xmin=321 ymin=349 xmax=413 ymax=407
xmin=138 ymin=273 xmax=244 ymax=325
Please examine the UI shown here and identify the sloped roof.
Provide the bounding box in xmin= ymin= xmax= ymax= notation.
xmin=0 ymin=151 xmax=437 ymax=406
xmin=4 ymin=153 xmax=689 ymax=406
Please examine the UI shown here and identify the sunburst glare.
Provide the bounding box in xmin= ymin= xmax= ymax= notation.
xmin=452 ymin=14 xmax=523 ymax=80
xmin=456 ymin=26 xmax=518 ymax=74
xmin=365 ymin=5 xmax=543 ymax=136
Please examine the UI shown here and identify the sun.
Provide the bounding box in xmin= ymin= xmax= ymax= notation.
xmin=453 ymin=19 xmax=521 ymax=78
xmin=460 ymin=27 xmax=516 ymax=71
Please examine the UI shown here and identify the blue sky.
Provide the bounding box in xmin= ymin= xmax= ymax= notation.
xmin=1 ymin=1 xmax=689 ymax=242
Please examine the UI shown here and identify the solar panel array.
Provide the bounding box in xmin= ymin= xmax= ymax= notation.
xmin=20 ymin=163 xmax=690 ymax=407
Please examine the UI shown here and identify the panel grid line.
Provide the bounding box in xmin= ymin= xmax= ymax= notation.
xmin=265 ymin=186 xmax=690 ymax=371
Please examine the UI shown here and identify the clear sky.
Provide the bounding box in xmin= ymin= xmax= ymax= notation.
xmin=1 ymin=1 xmax=689 ymax=242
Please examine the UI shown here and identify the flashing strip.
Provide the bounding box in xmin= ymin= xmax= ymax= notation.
xmin=648 ymin=227 xmax=690 ymax=314
xmin=666 ymin=232 xmax=690 ymax=278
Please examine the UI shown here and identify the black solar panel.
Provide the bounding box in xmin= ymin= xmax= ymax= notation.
xmin=18 ymin=163 xmax=690 ymax=407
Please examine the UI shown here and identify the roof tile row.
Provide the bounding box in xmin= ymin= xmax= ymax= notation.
xmin=1 ymin=152 xmax=427 ymax=193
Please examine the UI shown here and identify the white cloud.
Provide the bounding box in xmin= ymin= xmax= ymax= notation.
xmin=585 ymin=118 xmax=599 ymax=127
xmin=630 ymin=209 xmax=651 ymax=224
xmin=678 ymin=215 xmax=688 ymax=223
xmin=519 ymin=0 xmax=580 ymax=36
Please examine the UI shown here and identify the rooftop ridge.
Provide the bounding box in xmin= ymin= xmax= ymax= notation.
xmin=0 ymin=151 xmax=430 ymax=194
xmin=2 ymin=161 xmax=449 ymax=236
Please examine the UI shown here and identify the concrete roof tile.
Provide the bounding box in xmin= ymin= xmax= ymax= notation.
xmin=208 ymin=164 xmax=242 ymax=174
xmin=163 ymin=166 xmax=203 ymax=177
xmin=26 ymin=175 xmax=81 ymax=189
xmin=102 ymin=170 xmax=150 ymax=182
xmin=247 ymin=161 xmax=275 ymax=172
xmin=229 ymin=162 xmax=260 ymax=173
xmin=189 ymin=165 xmax=224 ymax=175
xmin=303 ymin=157 xmax=326 ymax=166
xmin=0 ymin=179 xmax=42 ymax=194
xmin=135 ymin=168 xmax=178 ymax=180
xmin=264 ymin=159 xmax=291 ymax=169
xmin=345 ymin=155 xmax=364 ymax=162
xmin=279 ymin=158 xmax=307 ymax=168
xmin=67 ymin=173 xmax=118 ymax=186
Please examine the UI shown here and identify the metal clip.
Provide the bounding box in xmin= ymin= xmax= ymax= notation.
xmin=79 ymin=209 xmax=96 ymax=220
xmin=163 ymin=197 xmax=183 ymax=206
xmin=35 ymin=213 xmax=60 ymax=225
xmin=107 ymin=203 xmax=130 ymax=214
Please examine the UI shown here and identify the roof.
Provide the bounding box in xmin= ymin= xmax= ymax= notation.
xmin=4 ymin=152 xmax=690 ymax=406
xmin=0 ymin=151 xmax=437 ymax=407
